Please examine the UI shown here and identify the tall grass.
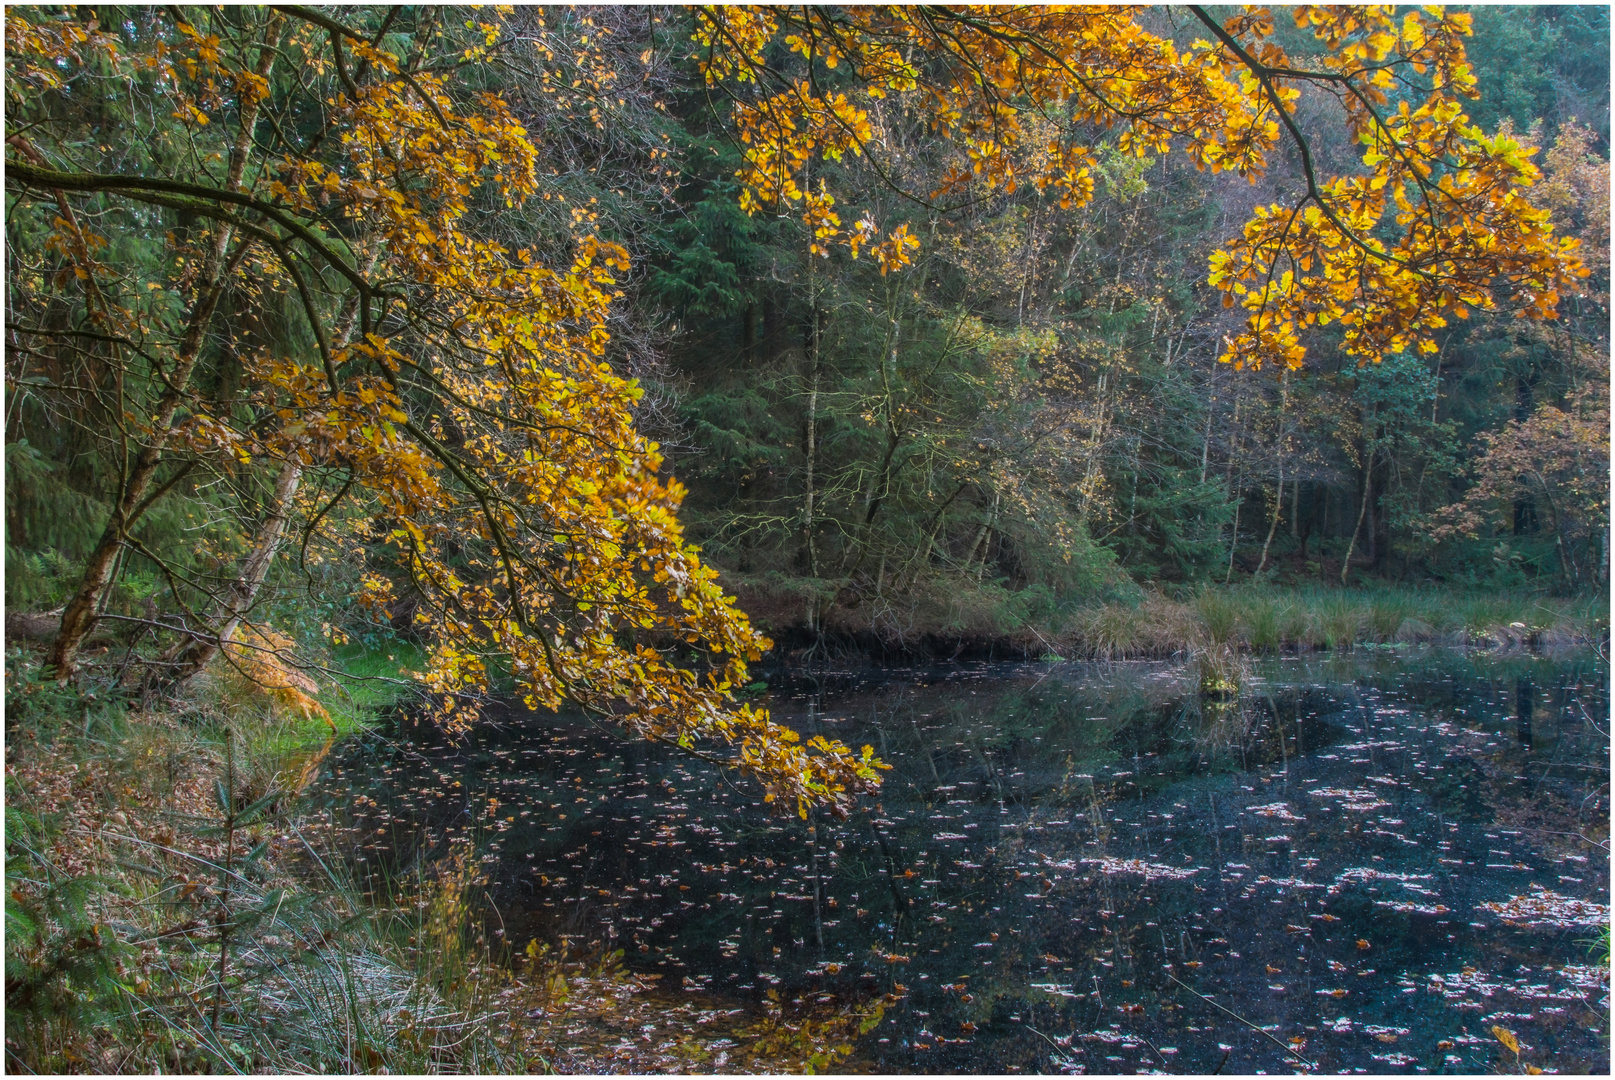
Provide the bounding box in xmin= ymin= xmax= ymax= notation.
xmin=1194 ymin=588 xmax=1242 ymax=646
xmin=1243 ymin=595 xmax=1285 ymax=652
xmin=1058 ymin=585 xmax=1607 ymax=658
xmin=1316 ymin=591 xmax=1363 ymax=649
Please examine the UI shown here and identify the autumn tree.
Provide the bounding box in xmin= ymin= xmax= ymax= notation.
xmin=5 ymin=5 xmax=1600 ymax=818
xmin=6 ymin=5 xmax=882 ymax=816
xmin=694 ymin=5 xmax=1586 ymax=370
xmin=1428 ymin=121 xmax=1610 ymax=586
xmin=666 ymin=5 xmax=1594 ymax=597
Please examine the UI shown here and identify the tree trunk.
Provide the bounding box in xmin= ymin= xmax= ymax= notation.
xmin=160 ymin=458 xmax=304 ymax=682
xmin=838 ymin=317 xmax=905 ymax=584
xmin=1534 ymin=481 xmax=1578 ymax=587
xmin=1365 ymin=470 xmax=1377 ymax=565
xmin=47 ymin=26 xmax=281 ymax=680
xmin=1340 ymin=452 xmax=1374 ymax=586
xmin=1198 ymin=378 xmax=1215 ymax=487
xmin=152 ymin=258 xmax=373 ymax=690
xmin=1225 ymin=481 xmax=1242 ymax=584
xmin=972 ymin=492 xmax=1001 ymax=582
xmin=1320 ymin=485 xmax=1330 ymax=552
xmin=801 ymin=304 xmax=821 ymax=582
xmin=1370 ymin=457 xmax=1390 ymax=569
xmin=1298 ymin=483 xmax=1313 ymax=560
xmin=1257 ymin=372 xmax=1289 ymax=576
xmin=763 ymin=291 xmax=782 ymax=362
xmin=1256 ymin=464 xmax=1283 ymax=577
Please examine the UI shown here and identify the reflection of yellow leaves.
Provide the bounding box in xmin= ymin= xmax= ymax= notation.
xmin=1492 ymin=1026 xmax=1519 ymax=1054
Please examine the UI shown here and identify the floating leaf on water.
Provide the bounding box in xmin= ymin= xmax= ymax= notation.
xmin=1477 ymin=887 xmax=1608 ymax=928
xmin=1374 ymin=900 xmax=1452 ymax=915
xmin=1054 ymin=855 xmax=1201 ymax=881
xmin=1249 ymin=802 xmax=1305 ymax=822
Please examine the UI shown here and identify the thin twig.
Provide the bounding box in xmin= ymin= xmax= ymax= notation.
xmin=1164 ymin=971 xmax=1316 ymax=1068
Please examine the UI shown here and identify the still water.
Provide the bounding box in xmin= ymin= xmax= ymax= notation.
xmin=320 ymin=648 xmax=1610 ymax=1073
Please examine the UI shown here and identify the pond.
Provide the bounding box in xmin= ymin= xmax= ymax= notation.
xmin=317 ymin=647 xmax=1610 ymax=1074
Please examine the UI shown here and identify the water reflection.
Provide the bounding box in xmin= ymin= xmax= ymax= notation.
xmin=315 ymin=648 xmax=1609 ymax=1074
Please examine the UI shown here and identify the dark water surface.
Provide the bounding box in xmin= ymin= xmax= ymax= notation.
xmin=320 ymin=648 xmax=1610 ymax=1073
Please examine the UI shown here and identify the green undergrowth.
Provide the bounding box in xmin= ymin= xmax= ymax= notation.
xmin=2 ymin=645 xmax=533 ymax=1074
xmin=319 ymin=641 xmax=428 ymax=734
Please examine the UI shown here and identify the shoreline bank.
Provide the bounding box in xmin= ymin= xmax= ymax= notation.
xmin=729 ymin=582 xmax=1610 ymax=666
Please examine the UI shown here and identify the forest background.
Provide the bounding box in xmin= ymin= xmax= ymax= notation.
xmin=3 ymin=4 xmax=1610 ymax=1073
xmin=7 ymin=5 xmax=1611 ymax=673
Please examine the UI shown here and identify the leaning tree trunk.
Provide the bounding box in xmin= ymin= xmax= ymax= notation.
xmin=47 ymin=27 xmax=281 ymax=681
xmin=1256 ymin=462 xmax=1284 ymax=577
xmin=48 ymin=275 xmax=237 ymax=678
xmin=1340 ymin=450 xmax=1374 ymax=586
xmin=1257 ymin=372 xmax=1290 ymax=576
xmin=150 ymin=246 xmax=374 ymax=689
xmin=1224 ymin=488 xmax=1242 ymax=584
xmin=157 ymin=458 xmax=304 ymax=683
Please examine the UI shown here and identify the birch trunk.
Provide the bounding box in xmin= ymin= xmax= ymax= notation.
xmin=48 ymin=25 xmax=282 ymax=680
xmin=153 ymin=251 xmax=375 ymax=688
xmin=159 ymin=459 xmax=304 ymax=682
xmin=1340 ymin=451 xmax=1374 ymax=586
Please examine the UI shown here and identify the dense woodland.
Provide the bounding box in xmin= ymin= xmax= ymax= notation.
xmin=7 ymin=6 xmax=1608 ymax=669
xmin=645 ymin=5 xmax=1609 ymax=642
xmin=3 ymin=5 xmax=1610 ymax=1073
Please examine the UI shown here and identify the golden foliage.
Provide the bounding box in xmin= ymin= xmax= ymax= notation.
xmin=696 ymin=5 xmax=1585 ymax=368
xmin=221 ymin=624 xmax=330 ymax=724
xmin=5 ymin=6 xmax=884 ymax=815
